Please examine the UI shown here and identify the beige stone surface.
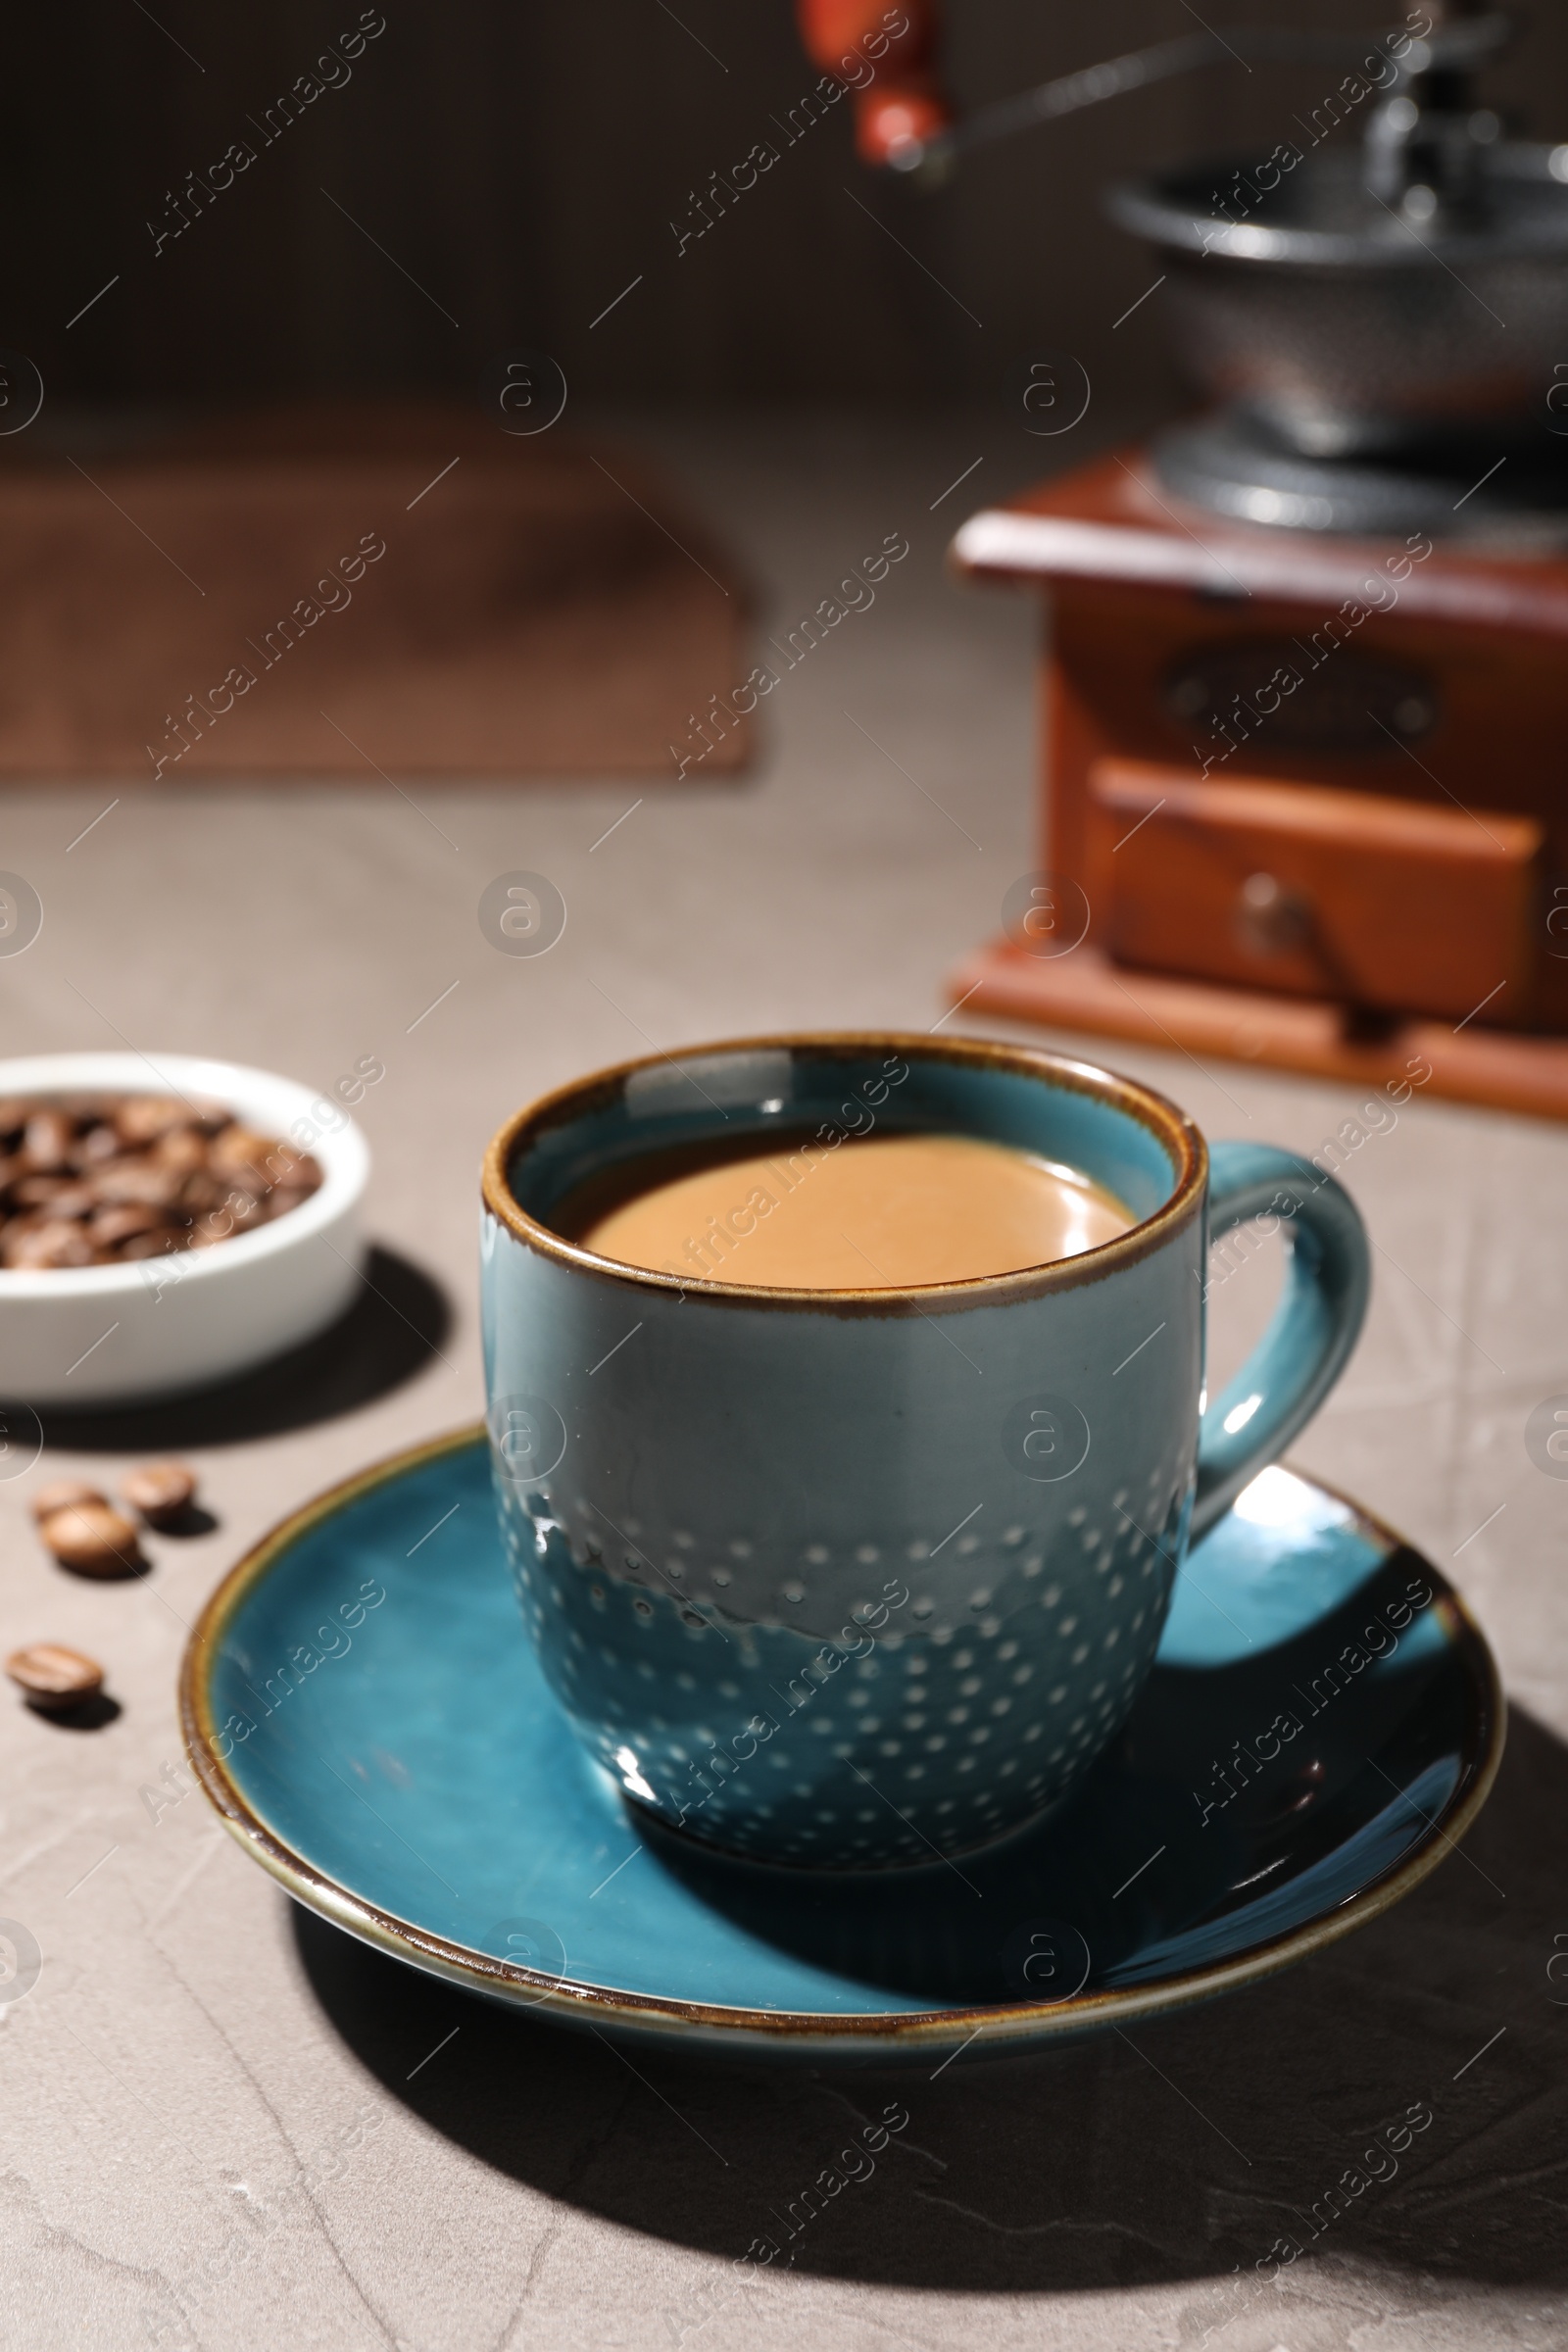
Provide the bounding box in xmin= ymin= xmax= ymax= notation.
xmin=0 ymin=413 xmax=1562 ymax=2351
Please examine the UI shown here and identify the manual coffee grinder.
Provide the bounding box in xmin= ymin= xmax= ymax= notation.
xmin=915 ymin=6 xmax=1568 ymax=1116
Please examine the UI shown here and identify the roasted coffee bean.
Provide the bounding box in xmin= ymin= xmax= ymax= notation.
xmin=209 ymin=1125 xmax=279 ymax=1186
xmin=8 ymin=1176 xmax=96 ymax=1215
xmin=153 ymin=1128 xmax=208 ymax=1175
xmin=40 ymin=1501 xmax=144 ymax=1577
xmin=74 ymin=1123 xmax=123 ymax=1167
xmin=119 ymin=1227 xmax=180 ymax=1261
xmin=0 ymin=1094 xmax=321 ymax=1269
xmin=91 ymin=1159 xmax=183 ymax=1207
xmin=22 ymin=1108 xmax=74 ymax=1171
xmin=218 ymin=1194 xmax=266 ymax=1232
xmin=6 ymin=1642 xmax=105 ymax=1710
xmin=122 ymin=1460 xmax=198 ymax=1527
xmin=2 ymin=1217 xmax=97 ymax=1269
xmin=30 ymin=1479 xmax=108 ymax=1521
xmin=114 ymin=1095 xmax=189 ymax=1147
xmin=268 ymin=1147 xmax=316 ymax=1188
xmin=177 ymin=1170 xmax=226 ymax=1214
xmin=87 ymin=1201 xmax=163 ymax=1248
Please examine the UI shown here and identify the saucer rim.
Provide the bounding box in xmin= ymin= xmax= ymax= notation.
xmin=180 ymin=1423 xmax=1506 ymax=2052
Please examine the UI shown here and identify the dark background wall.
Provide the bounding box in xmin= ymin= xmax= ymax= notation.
xmin=10 ymin=0 xmax=1568 ymax=419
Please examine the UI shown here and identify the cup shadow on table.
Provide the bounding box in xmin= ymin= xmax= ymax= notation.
xmin=31 ymin=1245 xmax=451 ymax=1451
xmin=293 ymin=1704 xmax=1568 ymax=2301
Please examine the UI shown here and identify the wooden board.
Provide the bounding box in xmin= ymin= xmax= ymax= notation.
xmin=0 ymin=404 xmax=753 ymax=780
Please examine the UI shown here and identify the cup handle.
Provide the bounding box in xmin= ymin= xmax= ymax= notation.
xmin=1191 ymin=1142 xmax=1370 ymax=1543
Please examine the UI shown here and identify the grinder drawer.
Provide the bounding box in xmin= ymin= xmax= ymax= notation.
xmin=1087 ymin=758 xmax=1544 ymax=1021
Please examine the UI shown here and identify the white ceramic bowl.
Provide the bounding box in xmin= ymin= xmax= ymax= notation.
xmin=0 ymin=1053 xmax=369 ymax=1406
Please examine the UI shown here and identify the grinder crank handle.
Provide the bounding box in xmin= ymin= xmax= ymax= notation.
xmin=804 ymin=13 xmax=1511 ymax=183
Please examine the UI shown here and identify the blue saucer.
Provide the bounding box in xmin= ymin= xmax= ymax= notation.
xmin=181 ymin=1428 xmax=1502 ymax=2060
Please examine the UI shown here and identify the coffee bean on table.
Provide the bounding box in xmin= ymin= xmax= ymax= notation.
xmin=40 ymin=1502 xmax=144 ymax=1577
xmin=6 ymin=1642 xmax=105 ymax=1711
xmin=122 ymin=1460 xmax=198 ymax=1528
xmin=29 ymin=1479 xmax=108 ymax=1521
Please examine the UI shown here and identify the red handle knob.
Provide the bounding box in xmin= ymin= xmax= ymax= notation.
xmin=793 ymin=1 xmax=951 ymax=165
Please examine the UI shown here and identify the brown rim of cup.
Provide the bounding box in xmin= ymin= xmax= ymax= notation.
xmin=479 ymin=1031 xmax=1207 ymax=1318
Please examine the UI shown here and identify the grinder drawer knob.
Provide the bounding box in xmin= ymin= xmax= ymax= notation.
xmin=1235 ymin=871 xmax=1312 ymax=957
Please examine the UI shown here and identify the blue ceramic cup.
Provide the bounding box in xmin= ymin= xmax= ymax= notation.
xmin=481 ymin=1034 xmax=1367 ymax=1869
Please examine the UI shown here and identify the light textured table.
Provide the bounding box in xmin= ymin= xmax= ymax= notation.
xmin=1 ymin=412 xmax=1563 ymax=2352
